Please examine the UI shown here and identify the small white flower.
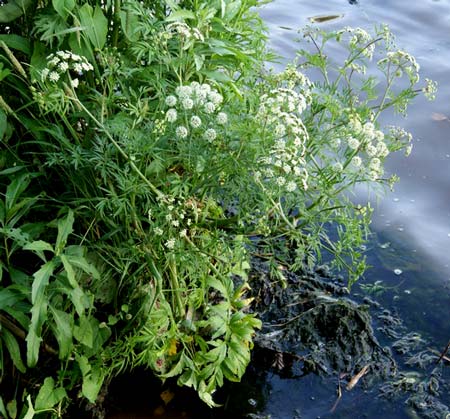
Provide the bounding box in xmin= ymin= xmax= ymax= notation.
xmin=204 ymin=128 xmax=217 ymax=142
xmin=154 ymin=227 xmax=163 ymax=236
xmin=351 ymin=156 xmax=362 ymax=167
xmin=333 ymin=162 xmax=343 ymax=172
xmin=348 ymin=137 xmax=360 ymax=150
xmin=179 ymin=229 xmax=187 ymax=238
xmin=58 ymin=61 xmax=69 ymax=72
xmin=209 ymin=92 xmax=223 ymax=106
xmin=48 ymin=56 xmax=60 ymax=67
xmin=81 ymin=62 xmax=93 ymax=72
xmin=166 ymin=108 xmax=178 ymax=123
xmin=182 ymin=98 xmax=194 ymax=110
xmin=71 ymin=53 xmax=81 ymax=61
xmin=71 ymin=78 xmax=79 ymax=89
xmin=165 ymin=95 xmax=177 ymax=107
xmin=49 ymin=71 xmax=60 ymax=82
xmin=216 ymin=112 xmax=228 ymax=125
xmin=204 ymin=102 xmax=215 ymax=114
xmin=41 ymin=68 xmax=49 ymax=81
xmin=176 ymin=125 xmax=188 ymax=139
xmin=275 ymin=176 xmax=286 ymax=186
xmin=73 ymin=63 xmax=83 ymax=74
xmin=274 ymin=124 xmax=286 ymax=137
xmin=165 ymin=238 xmax=176 ymax=249
xmin=286 ymin=181 xmax=297 ymax=192
xmin=172 ymin=220 xmax=180 ymax=227
xmin=190 ymin=115 xmax=202 ymax=128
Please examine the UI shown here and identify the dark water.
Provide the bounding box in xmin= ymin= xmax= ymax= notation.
xmin=106 ymin=1 xmax=450 ymax=418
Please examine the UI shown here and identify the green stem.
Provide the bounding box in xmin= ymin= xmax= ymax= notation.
xmin=70 ymin=97 xmax=164 ymax=199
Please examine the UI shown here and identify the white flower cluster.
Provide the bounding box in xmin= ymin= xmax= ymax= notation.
xmin=41 ymin=51 xmax=93 ymax=88
xmin=165 ymin=81 xmax=227 ymax=144
xmin=340 ymin=27 xmax=375 ymax=59
xmin=166 ymin=22 xmax=205 ymax=42
xmin=378 ymin=50 xmax=420 ymax=84
xmin=256 ymin=76 xmax=311 ymax=192
xmin=148 ymin=195 xmax=205 ymax=250
xmin=422 ymin=78 xmax=437 ymax=101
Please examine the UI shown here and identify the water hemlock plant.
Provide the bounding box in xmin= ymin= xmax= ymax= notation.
xmin=0 ymin=0 xmax=436 ymax=416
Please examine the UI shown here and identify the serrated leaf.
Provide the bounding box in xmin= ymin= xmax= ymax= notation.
xmin=49 ymin=306 xmax=73 ymax=359
xmin=2 ymin=328 xmax=26 ymax=373
xmin=31 ymin=260 xmax=56 ymax=303
xmin=35 ymin=377 xmax=67 ymax=410
xmin=26 ymin=294 xmax=48 ymax=367
xmin=23 ymin=240 xmax=54 ymax=261
xmin=55 ymin=210 xmax=74 ymax=256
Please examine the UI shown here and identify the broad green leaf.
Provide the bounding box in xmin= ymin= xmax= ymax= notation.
xmin=81 ymin=365 xmax=104 ymax=403
xmin=2 ymin=328 xmax=26 ymax=373
xmin=119 ymin=10 xmax=140 ymax=42
xmin=0 ymin=35 xmax=30 ymax=54
xmin=0 ymin=0 xmax=33 ymax=23
xmin=78 ymin=4 xmax=108 ymax=50
xmin=52 ymin=0 xmax=75 ymax=19
xmin=165 ymin=9 xmax=196 ymax=22
xmin=55 ymin=210 xmax=74 ymax=256
xmin=35 ymin=377 xmax=67 ymax=410
xmin=60 ymin=253 xmax=78 ymax=288
xmin=73 ymin=315 xmax=93 ymax=348
xmin=49 ymin=306 xmax=73 ymax=359
xmin=76 ymin=354 xmax=90 ymax=376
xmin=68 ymin=287 xmax=89 ymax=316
xmin=202 ymin=70 xmax=233 ymax=83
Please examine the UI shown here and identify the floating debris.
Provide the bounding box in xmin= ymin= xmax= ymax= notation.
xmin=394 ymin=269 xmax=403 ymax=275
xmin=308 ymin=14 xmax=344 ymax=24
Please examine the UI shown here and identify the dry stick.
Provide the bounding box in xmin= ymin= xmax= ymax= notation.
xmin=435 ymin=340 xmax=450 ymax=365
xmin=427 ymin=348 xmax=450 ymax=363
xmin=330 ymin=375 xmax=343 ymax=413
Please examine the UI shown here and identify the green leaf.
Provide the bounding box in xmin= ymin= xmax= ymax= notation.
xmin=49 ymin=306 xmax=73 ymax=359
xmin=6 ymin=399 xmax=17 ymax=419
xmin=0 ymin=35 xmax=30 ymax=54
xmin=55 ymin=210 xmax=74 ymax=256
xmin=0 ymin=109 xmax=6 ymax=140
xmin=78 ymin=4 xmax=108 ymax=49
xmin=2 ymin=328 xmax=26 ymax=373
xmin=52 ymin=0 xmax=75 ymax=19
xmin=165 ymin=9 xmax=196 ymax=22
xmin=26 ymin=295 xmax=48 ymax=367
xmin=22 ymin=395 xmax=35 ymax=419
xmin=202 ymin=70 xmax=233 ymax=83
xmin=23 ymin=240 xmax=54 ymax=261
xmin=81 ymin=365 xmax=104 ymax=403
xmin=224 ymin=0 xmax=242 ymax=21
xmin=0 ymin=0 xmax=33 ymax=23
xmin=73 ymin=316 xmax=94 ymax=348
xmin=31 ymin=260 xmax=56 ymax=304
xmin=0 ymin=396 xmax=7 ymax=418
xmin=5 ymin=173 xmax=31 ymax=213
xmin=35 ymin=377 xmax=67 ymax=410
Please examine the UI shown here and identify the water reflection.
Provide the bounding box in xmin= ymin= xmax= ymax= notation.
xmin=259 ymin=0 xmax=450 ymax=281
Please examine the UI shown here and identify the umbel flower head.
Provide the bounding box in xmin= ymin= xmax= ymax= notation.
xmin=41 ymin=51 xmax=93 ymax=88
